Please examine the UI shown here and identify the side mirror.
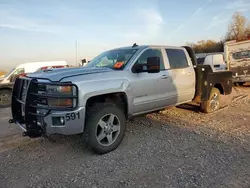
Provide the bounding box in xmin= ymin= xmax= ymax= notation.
xmin=147 ymin=57 xmax=160 ymax=73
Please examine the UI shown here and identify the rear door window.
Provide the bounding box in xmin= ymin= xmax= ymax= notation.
xmin=165 ymin=49 xmax=189 ymax=69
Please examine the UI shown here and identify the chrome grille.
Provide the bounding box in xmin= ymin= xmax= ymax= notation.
xmin=21 ymin=79 xmax=29 ymax=101
xmin=20 ymin=79 xmax=30 ymax=116
xmin=35 ymin=84 xmax=49 ymax=116
xmin=37 ymin=84 xmax=46 ymax=95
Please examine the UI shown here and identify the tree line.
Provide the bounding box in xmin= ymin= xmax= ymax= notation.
xmin=188 ymin=12 xmax=250 ymax=53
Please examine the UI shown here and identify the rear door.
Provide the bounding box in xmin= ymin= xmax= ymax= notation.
xmin=130 ymin=47 xmax=176 ymax=114
xmin=164 ymin=48 xmax=196 ymax=103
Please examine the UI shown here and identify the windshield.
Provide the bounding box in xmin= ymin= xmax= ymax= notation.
xmin=2 ymin=68 xmax=15 ymax=78
xmin=86 ymin=49 xmax=138 ymax=70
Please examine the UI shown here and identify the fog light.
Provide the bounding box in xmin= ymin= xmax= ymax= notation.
xmin=52 ymin=117 xmax=65 ymax=126
xmin=60 ymin=117 xmax=64 ymax=124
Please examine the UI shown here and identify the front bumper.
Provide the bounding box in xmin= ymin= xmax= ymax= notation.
xmin=10 ymin=77 xmax=85 ymax=137
xmin=11 ymin=107 xmax=85 ymax=137
xmin=43 ymin=107 xmax=85 ymax=136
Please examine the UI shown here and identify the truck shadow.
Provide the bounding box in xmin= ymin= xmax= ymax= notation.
xmin=1 ymin=111 xmax=250 ymax=188
xmin=176 ymin=103 xmax=201 ymax=113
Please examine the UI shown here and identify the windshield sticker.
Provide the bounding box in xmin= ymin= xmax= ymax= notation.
xmin=113 ymin=62 xmax=124 ymax=69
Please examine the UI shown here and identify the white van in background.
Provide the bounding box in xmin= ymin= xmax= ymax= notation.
xmin=196 ymin=53 xmax=227 ymax=72
xmin=0 ymin=61 xmax=69 ymax=107
xmin=0 ymin=61 xmax=68 ymax=84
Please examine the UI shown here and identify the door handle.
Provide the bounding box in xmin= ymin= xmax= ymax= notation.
xmin=187 ymin=72 xmax=193 ymax=76
xmin=161 ymin=75 xmax=169 ymax=79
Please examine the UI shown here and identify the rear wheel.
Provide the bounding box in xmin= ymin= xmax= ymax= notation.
xmin=200 ymin=88 xmax=220 ymax=113
xmin=234 ymin=82 xmax=245 ymax=86
xmin=85 ymin=103 xmax=126 ymax=154
xmin=0 ymin=89 xmax=12 ymax=108
xmin=238 ymin=82 xmax=245 ymax=86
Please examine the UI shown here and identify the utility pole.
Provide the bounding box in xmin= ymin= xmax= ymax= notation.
xmin=75 ymin=40 xmax=78 ymax=67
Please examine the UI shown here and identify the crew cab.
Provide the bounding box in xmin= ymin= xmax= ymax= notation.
xmin=9 ymin=45 xmax=233 ymax=154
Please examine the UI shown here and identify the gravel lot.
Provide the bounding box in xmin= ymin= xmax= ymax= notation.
xmin=0 ymin=86 xmax=250 ymax=188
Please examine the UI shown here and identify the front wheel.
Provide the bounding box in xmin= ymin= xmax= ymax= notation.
xmin=0 ymin=89 xmax=12 ymax=108
xmin=85 ymin=103 xmax=126 ymax=154
xmin=200 ymin=88 xmax=220 ymax=113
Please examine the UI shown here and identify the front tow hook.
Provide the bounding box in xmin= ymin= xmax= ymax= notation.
xmin=8 ymin=119 xmax=14 ymax=124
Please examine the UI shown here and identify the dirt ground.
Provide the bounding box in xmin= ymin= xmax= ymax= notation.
xmin=0 ymin=86 xmax=250 ymax=188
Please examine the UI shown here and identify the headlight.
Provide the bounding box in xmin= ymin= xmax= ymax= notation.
xmin=42 ymin=84 xmax=77 ymax=108
xmin=46 ymin=85 xmax=76 ymax=95
xmin=48 ymin=98 xmax=75 ymax=108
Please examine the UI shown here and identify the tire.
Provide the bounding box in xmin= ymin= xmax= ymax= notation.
xmin=85 ymin=103 xmax=126 ymax=154
xmin=234 ymin=82 xmax=245 ymax=86
xmin=200 ymin=88 xmax=220 ymax=113
xmin=238 ymin=82 xmax=245 ymax=86
xmin=0 ymin=89 xmax=12 ymax=108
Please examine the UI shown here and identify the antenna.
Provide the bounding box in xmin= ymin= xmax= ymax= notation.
xmin=132 ymin=43 xmax=138 ymax=47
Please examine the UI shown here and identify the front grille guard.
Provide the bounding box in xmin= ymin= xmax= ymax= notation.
xmin=28 ymin=80 xmax=78 ymax=117
xmin=11 ymin=77 xmax=78 ymax=136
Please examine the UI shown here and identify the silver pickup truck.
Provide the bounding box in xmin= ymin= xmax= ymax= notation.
xmin=9 ymin=44 xmax=233 ymax=154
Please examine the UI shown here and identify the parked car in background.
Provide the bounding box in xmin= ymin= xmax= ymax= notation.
xmin=80 ymin=58 xmax=91 ymax=66
xmin=0 ymin=71 xmax=6 ymax=78
xmin=0 ymin=61 xmax=68 ymax=108
xmin=224 ymin=39 xmax=250 ymax=85
xmin=196 ymin=53 xmax=227 ymax=72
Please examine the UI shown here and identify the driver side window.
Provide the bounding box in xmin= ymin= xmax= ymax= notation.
xmin=134 ymin=48 xmax=165 ymax=70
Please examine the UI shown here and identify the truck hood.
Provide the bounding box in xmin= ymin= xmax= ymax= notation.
xmin=27 ymin=67 xmax=113 ymax=82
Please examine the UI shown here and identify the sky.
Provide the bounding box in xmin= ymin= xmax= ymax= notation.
xmin=0 ymin=0 xmax=250 ymax=70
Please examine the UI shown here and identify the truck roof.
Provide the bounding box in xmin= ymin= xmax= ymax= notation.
xmin=110 ymin=44 xmax=197 ymax=67
xmin=111 ymin=45 xmax=184 ymax=51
